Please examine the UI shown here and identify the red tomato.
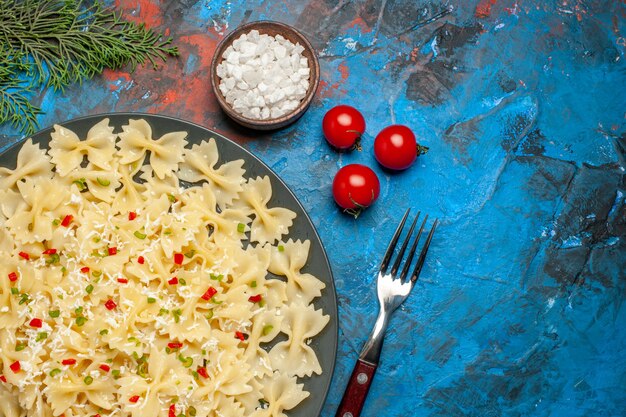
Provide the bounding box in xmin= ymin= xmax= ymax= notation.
xmin=374 ymin=125 xmax=428 ymax=170
xmin=322 ymin=105 xmax=366 ymax=150
xmin=332 ymin=164 xmax=380 ymax=215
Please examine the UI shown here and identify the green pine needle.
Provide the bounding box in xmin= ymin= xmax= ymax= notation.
xmin=0 ymin=0 xmax=179 ymax=135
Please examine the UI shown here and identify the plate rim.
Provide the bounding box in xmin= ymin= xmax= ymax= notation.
xmin=1 ymin=111 xmax=338 ymax=417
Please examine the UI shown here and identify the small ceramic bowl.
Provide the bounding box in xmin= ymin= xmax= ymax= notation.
xmin=210 ymin=21 xmax=320 ymax=130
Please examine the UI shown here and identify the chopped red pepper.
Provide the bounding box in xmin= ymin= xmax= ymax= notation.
xmin=248 ymin=294 xmax=262 ymax=303
xmin=128 ymin=211 xmax=137 ymax=221
xmin=9 ymin=361 xmax=20 ymax=373
xmin=137 ymin=256 xmax=145 ymax=264
xmin=174 ymin=253 xmax=184 ymax=265
xmin=42 ymin=248 xmax=57 ymax=255
xmin=235 ymin=331 xmax=248 ymax=342
xmin=107 ymin=247 xmax=117 ymax=256
xmin=129 ymin=395 xmax=140 ymax=403
xmin=61 ymin=359 xmax=77 ymax=366
xmin=168 ymin=277 xmax=178 ymax=285
xmin=18 ymin=251 xmax=30 ymax=260
xmin=8 ymin=272 xmax=18 ymax=282
xmin=197 ymin=366 xmax=209 ymax=379
xmin=167 ymin=342 xmax=183 ymax=349
xmin=168 ymin=404 xmax=176 ymax=417
xmin=117 ymin=278 xmax=128 ymax=284
xmin=0 ymin=375 xmax=6 ymax=383
xmin=61 ymin=215 xmax=73 ymax=227
xmin=201 ymin=287 xmax=217 ymax=301
xmin=94 ymin=414 xmax=101 ymax=417
xmin=80 ymin=267 xmax=90 ymax=273
xmin=99 ymin=364 xmax=110 ymax=372
xmin=105 ymin=299 xmax=117 ymax=310
xmin=29 ymin=318 xmax=43 ymax=328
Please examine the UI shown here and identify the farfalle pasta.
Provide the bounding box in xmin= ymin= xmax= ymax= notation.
xmin=0 ymin=139 xmax=53 ymax=190
xmin=178 ymin=139 xmax=246 ymax=208
xmin=234 ymin=177 xmax=297 ymax=245
xmin=49 ymin=119 xmax=116 ymax=175
xmin=0 ymin=119 xmax=329 ymax=417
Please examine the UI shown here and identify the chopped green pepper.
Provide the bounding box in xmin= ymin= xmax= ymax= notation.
xmin=96 ymin=177 xmax=110 ymax=186
xmin=73 ymin=178 xmax=87 ymax=191
xmin=262 ymin=325 xmax=274 ymax=336
xmin=134 ymin=231 xmax=147 ymax=239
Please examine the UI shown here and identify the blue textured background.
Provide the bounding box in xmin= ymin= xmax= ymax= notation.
xmin=1 ymin=1 xmax=625 ymax=416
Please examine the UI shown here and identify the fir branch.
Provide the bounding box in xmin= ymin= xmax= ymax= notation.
xmin=0 ymin=0 xmax=179 ymax=135
xmin=0 ymin=50 xmax=42 ymax=135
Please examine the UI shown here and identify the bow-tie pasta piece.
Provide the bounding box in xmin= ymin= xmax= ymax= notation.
xmin=104 ymin=286 xmax=155 ymax=355
xmin=0 ymin=266 xmax=29 ymax=329
xmin=0 ymin=188 xmax=27 ymax=222
xmin=249 ymin=373 xmax=310 ymax=417
xmin=211 ymin=395 xmax=247 ymax=417
xmin=178 ymin=139 xmax=246 ymax=207
xmin=245 ymin=310 xmax=284 ymax=378
xmin=15 ymin=385 xmax=49 ymax=417
xmin=0 ymin=385 xmax=20 ymax=417
xmin=0 ymin=328 xmax=49 ymax=413
xmin=215 ymin=350 xmax=254 ymax=397
xmin=181 ymin=183 xmax=252 ymax=245
xmin=5 ymin=177 xmax=69 ymax=243
xmin=118 ymin=118 xmax=188 ymax=179
xmin=235 ymin=176 xmax=296 ymax=244
xmin=0 ymin=138 xmax=52 ymax=190
xmin=268 ymin=302 xmax=330 ymax=378
xmin=49 ymin=119 xmax=116 ymax=176
xmin=0 ymin=227 xmax=13 ymax=254
xmin=111 ymin=162 xmax=146 ymax=214
xmin=157 ymin=203 xmax=204 ymax=258
xmin=118 ymin=345 xmax=191 ymax=417
xmin=44 ymin=359 xmax=117 ymax=416
xmin=139 ymin=164 xmax=180 ymax=200
xmin=60 ymin=162 xmax=122 ymax=203
xmin=211 ymin=283 xmax=255 ymax=328
xmin=163 ymin=276 xmax=215 ymax=343
xmin=268 ymin=239 xmax=326 ymax=304
xmin=192 ymin=352 xmax=253 ymax=409
xmin=227 ymin=243 xmax=271 ymax=288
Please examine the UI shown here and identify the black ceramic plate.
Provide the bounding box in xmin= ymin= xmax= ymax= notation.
xmin=0 ymin=113 xmax=337 ymax=417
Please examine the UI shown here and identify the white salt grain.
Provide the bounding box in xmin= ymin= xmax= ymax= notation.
xmin=217 ymin=30 xmax=311 ymax=120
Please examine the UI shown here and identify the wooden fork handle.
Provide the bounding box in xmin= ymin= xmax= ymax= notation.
xmin=335 ymin=359 xmax=378 ymax=417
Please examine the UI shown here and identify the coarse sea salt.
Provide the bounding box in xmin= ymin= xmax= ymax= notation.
xmin=217 ymin=30 xmax=310 ymax=120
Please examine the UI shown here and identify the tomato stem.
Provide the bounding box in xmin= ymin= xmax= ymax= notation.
xmin=344 ymin=195 xmax=369 ymax=219
xmin=343 ymin=207 xmax=362 ymax=219
xmin=416 ymin=144 xmax=429 ymax=155
xmin=345 ymin=130 xmax=363 ymax=151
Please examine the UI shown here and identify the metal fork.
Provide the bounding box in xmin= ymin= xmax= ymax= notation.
xmin=335 ymin=209 xmax=438 ymax=417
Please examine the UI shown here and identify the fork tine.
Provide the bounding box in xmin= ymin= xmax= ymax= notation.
xmin=380 ymin=209 xmax=410 ymax=273
xmin=410 ymin=219 xmax=438 ymax=282
xmin=399 ymin=215 xmax=428 ymax=282
xmin=390 ymin=211 xmax=420 ymax=276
